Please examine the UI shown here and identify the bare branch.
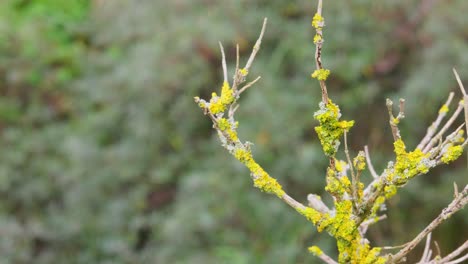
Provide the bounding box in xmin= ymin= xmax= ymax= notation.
xmin=435 ymin=240 xmax=468 ymax=263
xmin=314 ymin=0 xmax=329 ymax=104
xmin=359 ymin=215 xmax=387 ymax=235
xmin=236 ymin=44 xmax=240 ymax=76
xmin=386 ymin=98 xmax=403 ymax=141
xmin=453 ymin=68 xmax=467 ymax=97
xmin=245 ymin=18 xmax=267 ymax=72
xmin=453 ymin=68 xmax=468 ymax=146
xmin=446 ymin=253 xmax=468 ymax=264
xmin=364 ymin=145 xmax=379 ymax=179
xmin=315 ymin=251 xmax=339 ymax=264
xmin=219 ymin=42 xmax=228 ymax=82
xmin=308 ymin=194 xmax=330 ymax=214
xmin=390 ymin=185 xmax=468 ymax=263
xmin=238 ymin=76 xmax=261 ymax=95
xmin=398 ymin=98 xmax=406 ymax=119
xmin=344 ymin=131 xmax=359 ymax=210
xmin=417 ymin=92 xmax=455 ymax=150
xmin=418 ymin=233 xmax=432 ymax=263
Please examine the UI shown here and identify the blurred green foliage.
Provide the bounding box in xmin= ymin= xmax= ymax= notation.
xmin=0 ymin=0 xmax=467 ymax=263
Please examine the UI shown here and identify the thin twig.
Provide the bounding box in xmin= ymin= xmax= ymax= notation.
xmin=315 ymin=251 xmax=339 ymax=264
xmin=398 ymin=98 xmax=406 ymax=119
xmin=446 ymin=253 xmax=468 ymax=264
xmin=238 ymin=76 xmax=261 ymax=95
xmin=432 ymin=123 xmax=465 ymax=161
xmin=434 ymin=241 xmax=441 ymax=260
xmin=359 ymin=215 xmax=387 ymax=235
xmin=452 ymin=68 xmax=468 ymax=146
xmin=435 ymin=240 xmax=468 ymax=263
xmin=344 ymin=131 xmax=358 ymax=210
xmin=418 ymin=233 xmax=432 ymax=263
xmin=314 ymin=0 xmax=329 ymax=104
xmin=245 ymin=18 xmax=267 ymax=72
xmin=236 ymin=44 xmax=240 ymax=77
xmin=423 ymin=103 xmax=464 ymax=153
xmin=219 ymin=42 xmax=228 ymax=82
xmin=453 ymin=68 xmax=467 ymax=97
xmin=417 ymin=92 xmax=455 ymax=150
xmin=364 ymin=145 xmax=379 ymax=179
xmin=387 ymin=98 xmax=402 ymax=141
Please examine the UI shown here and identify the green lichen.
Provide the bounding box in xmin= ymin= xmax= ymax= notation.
xmin=325 ymin=167 xmax=351 ymax=197
xmin=314 ymin=100 xmax=355 ymax=157
xmin=441 ymin=145 xmax=463 ymax=164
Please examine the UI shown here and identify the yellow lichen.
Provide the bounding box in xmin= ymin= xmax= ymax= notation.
xmin=311 ymin=68 xmax=331 ymax=81
xmin=239 ymin=68 xmax=248 ymax=76
xmin=209 ymin=81 xmax=234 ymax=114
xmin=217 ymin=118 xmax=239 ymax=141
xmin=233 ymin=148 xmax=285 ymax=197
xmin=325 ymin=167 xmax=351 ymax=197
xmin=392 ymin=139 xmax=431 ymax=185
xmin=217 ymin=118 xmax=230 ymax=131
xmin=318 ymin=200 xmax=386 ymax=263
xmin=313 ymin=34 xmax=322 ymax=44
xmin=297 ymin=207 xmax=323 ymax=224
xmin=314 ymin=100 xmax=355 ymax=156
xmin=312 ymin=13 xmax=324 ymax=29
xmin=335 ymin=159 xmax=347 ymax=173
xmin=441 ymin=145 xmax=463 ymax=164
xmin=384 ymin=185 xmax=397 ymax=199
xmin=308 ymin=246 xmax=323 ymax=256
xmin=372 ymin=196 xmax=386 ymax=216
xmin=353 ymin=151 xmax=366 ymax=171
xmin=439 ymin=104 xmax=449 ymax=114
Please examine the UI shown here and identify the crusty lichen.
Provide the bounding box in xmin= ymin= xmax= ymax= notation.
xmin=217 ymin=118 xmax=239 ymax=142
xmin=308 ymin=245 xmax=323 ymax=256
xmin=209 ymin=81 xmax=235 ymax=114
xmin=314 ymin=100 xmax=355 ymax=157
xmin=311 ymin=68 xmax=331 ymax=81
xmin=353 ymin=151 xmax=366 ymax=171
xmin=314 ymin=200 xmax=387 ymax=263
xmin=325 ymin=167 xmax=352 ymax=199
xmin=233 ymin=148 xmax=285 ymax=197
xmin=439 ymin=104 xmax=449 ymax=114
xmin=391 ymin=139 xmax=432 ymax=185
xmin=441 ymin=145 xmax=463 ymax=164
xmin=297 ymin=206 xmax=323 ymax=225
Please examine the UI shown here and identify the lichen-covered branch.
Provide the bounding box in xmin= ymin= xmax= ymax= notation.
xmin=195 ymin=1 xmax=468 ymax=263
xmin=194 ymin=18 xmax=325 ymax=220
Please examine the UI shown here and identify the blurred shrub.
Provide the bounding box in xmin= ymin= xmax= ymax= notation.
xmin=0 ymin=0 xmax=466 ymax=263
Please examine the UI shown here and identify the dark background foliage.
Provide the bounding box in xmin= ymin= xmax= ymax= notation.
xmin=0 ymin=0 xmax=467 ymax=263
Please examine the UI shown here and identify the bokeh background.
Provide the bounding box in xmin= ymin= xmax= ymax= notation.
xmin=0 ymin=0 xmax=467 ymax=263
